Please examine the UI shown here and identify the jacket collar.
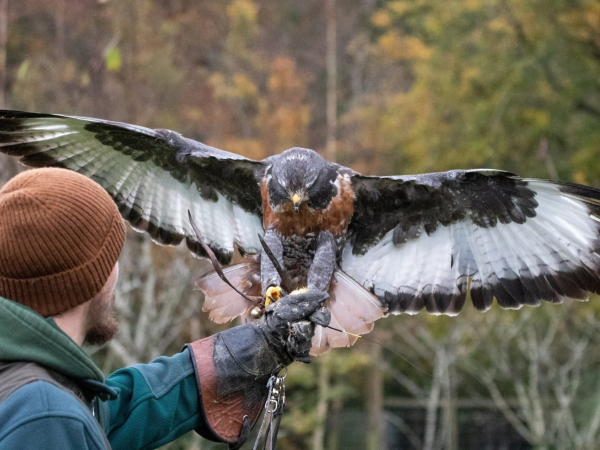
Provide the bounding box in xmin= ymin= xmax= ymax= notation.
xmin=0 ymin=296 xmax=118 ymax=400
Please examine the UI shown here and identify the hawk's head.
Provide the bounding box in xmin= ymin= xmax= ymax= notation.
xmin=267 ymin=148 xmax=338 ymax=213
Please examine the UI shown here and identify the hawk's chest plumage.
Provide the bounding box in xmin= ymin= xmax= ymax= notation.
xmin=260 ymin=173 xmax=355 ymax=289
xmin=260 ymin=174 xmax=356 ymax=237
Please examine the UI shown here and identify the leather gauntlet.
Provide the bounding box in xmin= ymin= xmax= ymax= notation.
xmin=188 ymin=290 xmax=330 ymax=447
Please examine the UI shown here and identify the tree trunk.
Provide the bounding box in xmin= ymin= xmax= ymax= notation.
xmin=312 ymin=354 xmax=331 ymax=450
xmin=123 ymin=0 xmax=149 ymax=123
xmin=314 ymin=4 xmax=337 ymax=443
xmin=436 ymin=349 xmax=458 ymax=450
xmin=88 ymin=3 xmax=110 ymax=118
xmin=0 ymin=155 xmax=23 ymax=186
xmin=366 ymin=340 xmax=384 ymax=450
xmin=0 ymin=0 xmax=8 ymax=109
xmin=53 ymin=0 xmax=67 ymax=112
xmin=424 ymin=348 xmax=444 ymax=450
xmin=325 ymin=0 xmax=337 ymax=162
xmin=327 ymin=398 xmax=343 ymax=450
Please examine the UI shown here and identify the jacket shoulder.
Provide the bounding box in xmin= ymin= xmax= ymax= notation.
xmin=0 ymin=381 xmax=107 ymax=449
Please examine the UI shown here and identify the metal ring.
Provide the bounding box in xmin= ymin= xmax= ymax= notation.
xmin=266 ymin=399 xmax=279 ymax=413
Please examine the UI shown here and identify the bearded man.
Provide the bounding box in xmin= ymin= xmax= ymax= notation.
xmin=0 ymin=168 xmax=328 ymax=449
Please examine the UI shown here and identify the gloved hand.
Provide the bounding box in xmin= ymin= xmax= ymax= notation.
xmin=187 ymin=290 xmax=330 ymax=448
xmin=258 ymin=290 xmax=331 ymax=364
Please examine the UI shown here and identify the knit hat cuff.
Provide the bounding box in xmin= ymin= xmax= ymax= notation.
xmin=0 ymin=208 xmax=125 ymax=317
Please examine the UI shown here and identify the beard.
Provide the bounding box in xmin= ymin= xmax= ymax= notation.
xmin=83 ymin=290 xmax=119 ymax=346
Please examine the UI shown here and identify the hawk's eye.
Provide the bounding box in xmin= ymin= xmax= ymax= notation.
xmin=306 ymin=173 xmax=337 ymax=209
xmin=269 ymin=179 xmax=289 ymax=207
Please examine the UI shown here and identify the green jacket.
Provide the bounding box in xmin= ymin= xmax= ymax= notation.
xmin=0 ymin=296 xmax=212 ymax=450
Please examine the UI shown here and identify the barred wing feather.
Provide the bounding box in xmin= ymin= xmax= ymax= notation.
xmin=344 ymin=170 xmax=600 ymax=315
xmin=0 ymin=110 xmax=265 ymax=263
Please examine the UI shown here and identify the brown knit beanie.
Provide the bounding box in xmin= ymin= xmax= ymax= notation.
xmin=0 ymin=168 xmax=126 ymax=316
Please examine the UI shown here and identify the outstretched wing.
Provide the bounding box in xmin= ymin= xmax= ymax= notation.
xmin=343 ymin=169 xmax=600 ymax=315
xmin=0 ymin=110 xmax=265 ymax=263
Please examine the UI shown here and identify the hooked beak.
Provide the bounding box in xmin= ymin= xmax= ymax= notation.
xmin=292 ymin=194 xmax=302 ymax=214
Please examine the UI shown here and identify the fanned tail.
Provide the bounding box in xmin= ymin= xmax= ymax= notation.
xmin=196 ymin=260 xmax=385 ymax=355
xmin=195 ymin=256 xmax=261 ymax=324
xmin=310 ymin=270 xmax=386 ymax=356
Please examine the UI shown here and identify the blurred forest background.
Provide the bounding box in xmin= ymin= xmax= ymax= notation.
xmin=2 ymin=0 xmax=600 ymax=449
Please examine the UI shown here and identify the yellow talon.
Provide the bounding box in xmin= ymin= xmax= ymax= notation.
xmin=290 ymin=287 xmax=308 ymax=296
xmin=265 ymin=286 xmax=282 ymax=306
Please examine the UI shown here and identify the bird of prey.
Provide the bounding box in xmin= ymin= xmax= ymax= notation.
xmin=2 ymin=110 xmax=600 ymax=355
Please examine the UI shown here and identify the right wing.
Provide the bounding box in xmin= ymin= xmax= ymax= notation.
xmin=343 ymin=169 xmax=600 ymax=315
xmin=0 ymin=110 xmax=266 ymax=263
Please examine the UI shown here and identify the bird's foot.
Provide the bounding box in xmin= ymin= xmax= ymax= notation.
xmin=265 ymin=285 xmax=283 ymax=306
xmin=264 ymin=286 xmax=308 ymax=306
xmin=289 ymin=287 xmax=308 ymax=296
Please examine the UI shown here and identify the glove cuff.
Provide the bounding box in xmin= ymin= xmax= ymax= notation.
xmin=187 ymin=324 xmax=290 ymax=446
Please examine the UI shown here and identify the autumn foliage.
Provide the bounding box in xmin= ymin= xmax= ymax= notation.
xmin=2 ymin=0 xmax=600 ymax=448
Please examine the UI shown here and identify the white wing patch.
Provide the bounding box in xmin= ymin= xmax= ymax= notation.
xmin=3 ymin=117 xmax=263 ymax=258
xmin=342 ymin=182 xmax=600 ymax=315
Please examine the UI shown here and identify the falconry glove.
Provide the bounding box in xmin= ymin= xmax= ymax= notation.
xmin=260 ymin=290 xmax=331 ymax=363
xmin=187 ymin=290 xmax=329 ymax=447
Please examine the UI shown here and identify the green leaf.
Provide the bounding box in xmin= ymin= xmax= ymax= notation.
xmin=105 ymin=47 xmax=121 ymax=72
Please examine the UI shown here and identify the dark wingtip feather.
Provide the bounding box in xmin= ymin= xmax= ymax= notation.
xmin=185 ymin=235 xmax=233 ymax=265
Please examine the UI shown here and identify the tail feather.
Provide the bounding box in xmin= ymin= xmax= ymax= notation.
xmin=195 ymin=256 xmax=260 ymax=323
xmin=196 ymin=258 xmax=385 ymax=355
xmin=310 ymin=270 xmax=385 ymax=356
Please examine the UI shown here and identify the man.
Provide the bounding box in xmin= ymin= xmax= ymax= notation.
xmin=0 ymin=168 xmax=329 ymax=449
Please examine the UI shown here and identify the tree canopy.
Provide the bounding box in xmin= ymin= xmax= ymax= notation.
xmin=2 ymin=0 xmax=600 ymax=448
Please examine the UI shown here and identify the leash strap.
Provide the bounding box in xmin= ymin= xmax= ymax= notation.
xmin=253 ymin=373 xmax=286 ymax=450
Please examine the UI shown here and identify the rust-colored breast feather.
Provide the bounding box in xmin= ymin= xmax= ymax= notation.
xmin=262 ymin=175 xmax=355 ymax=236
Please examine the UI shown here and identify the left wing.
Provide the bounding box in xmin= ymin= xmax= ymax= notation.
xmin=0 ymin=110 xmax=266 ymax=263
xmin=343 ymin=169 xmax=600 ymax=315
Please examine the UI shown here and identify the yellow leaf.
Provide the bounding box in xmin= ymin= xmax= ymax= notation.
xmin=371 ymin=10 xmax=391 ymax=28
xmin=387 ymin=1 xmax=412 ymax=16
xmin=425 ymin=16 xmax=442 ymax=34
xmin=233 ymin=73 xmax=258 ymax=100
xmin=574 ymin=171 xmax=588 ymax=185
xmin=183 ymin=107 xmax=203 ymax=122
xmin=522 ymin=109 xmax=549 ymax=129
xmin=488 ymin=17 xmax=511 ymax=33
xmin=463 ymin=67 xmax=480 ymax=81
xmin=208 ymin=73 xmax=227 ymax=98
xmin=226 ymin=0 xmax=258 ymax=25
xmin=378 ymin=31 xmax=431 ymax=60
xmin=16 ymin=60 xmax=30 ymax=80
xmin=463 ymin=0 xmax=483 ymax=11
xmin=208 ymin=138 xmax=266 ymax=160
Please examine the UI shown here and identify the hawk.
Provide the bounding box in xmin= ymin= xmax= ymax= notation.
xmin=2 ymin=110 xmax=600 ymax=355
